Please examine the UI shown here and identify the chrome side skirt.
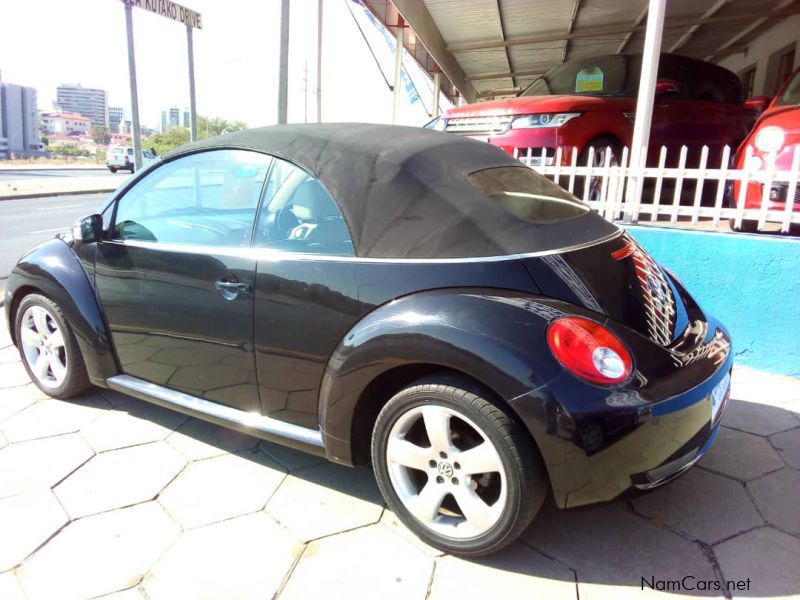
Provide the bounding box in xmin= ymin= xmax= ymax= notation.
xmin=106 ymin=374 xmax=325 ymax=450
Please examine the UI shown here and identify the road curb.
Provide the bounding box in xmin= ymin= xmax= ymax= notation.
xmin=0 ymin=188 xmax=117 ymax=201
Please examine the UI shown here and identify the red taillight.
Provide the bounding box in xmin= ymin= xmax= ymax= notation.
xmin=547 ymin=317 xmax=632 ymax=384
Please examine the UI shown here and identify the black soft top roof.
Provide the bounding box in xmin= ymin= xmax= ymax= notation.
xmin=163 ymin=123 xmax=617 ymax=259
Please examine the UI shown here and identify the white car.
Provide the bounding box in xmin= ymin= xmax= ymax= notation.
xmin=106 ymin=146 xmax=155 ymax=173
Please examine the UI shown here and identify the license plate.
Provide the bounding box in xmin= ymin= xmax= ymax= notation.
xmin=467 ymin=135 xmax=489 ymax=143
xmin=711 ymin=372 xmax=730 ymax=421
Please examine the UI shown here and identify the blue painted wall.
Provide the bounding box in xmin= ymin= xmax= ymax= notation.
xmin=627 ymin=226 xmax=800 ymax=377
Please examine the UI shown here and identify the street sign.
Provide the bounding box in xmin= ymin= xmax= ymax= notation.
xmin=122 ymin=0 xmax=202 ymax=30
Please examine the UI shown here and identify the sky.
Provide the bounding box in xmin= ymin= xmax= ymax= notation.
xmin=0 ymin=0 xmax=439 ymax=130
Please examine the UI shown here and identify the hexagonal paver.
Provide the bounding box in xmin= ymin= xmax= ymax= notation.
xmin=54 ymin=441 xmax=186 ymax=518
xmin=380 ymin=510 xmax=444 ymax=557
xmin=81 ymin=400 xmax=188 ymax=452
xmin=523 ymin=502 xmax=719 ymax=599
xmin=430 ymin=543 xmax=576 ymax=600
xmin=16 ymin=502 xmax=179 ymax=600
xmin=94 ymin=588 xmax=147 ymax=599
xmin=280 ymin=525 xmax=433 ymax=600
xmin=748 ymin=467 xmax=800 ymax=536
xmin=0 ymin=383 xmax=46 ymax=422
xmin=142 ymin=512 xmax=300 ymax=599
xmin=715 ymin=527 xmax=800 ymax=598
xmin=632 ymin=468 xmax=762 ymax=544
xmin=770 ymin=427 xmax=800 ymax=470
xmin=0 ymin=361 xmax=31 ymax=389
xmin=722 ymin=399 xmax=800 ymax=436
xmin=731 ymin=366 xmax=800 ymax=407
xmin=166 ymin=417 xmax=259 ymax=460
xmin=260 ymin=440 xmax=326 ymax=472
xmin=1 ymin=395 xmax=109 ymax=443
xmin=0 ymin=433 xmax=93 ymax=498
xmin=0 ymin=490 xmax=68 ymax=571
xmin=0 ymin=345 xmax=20 ymax=364
xmin=266 ymin=463 xmax=384 ymax=541
xmin=700 ymin=427 xmax=784 ymax=481
xmin=0 ymin=572 xmax=26 ymax=600
xmin=159 ymin=451 xmax=285 ymax=528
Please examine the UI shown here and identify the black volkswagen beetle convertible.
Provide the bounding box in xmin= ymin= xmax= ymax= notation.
xmin=4 ymin=124 xmax=732 ymax=556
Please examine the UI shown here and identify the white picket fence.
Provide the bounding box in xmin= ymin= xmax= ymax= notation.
xmin=516 ymin=144 xmax=800 ymax=233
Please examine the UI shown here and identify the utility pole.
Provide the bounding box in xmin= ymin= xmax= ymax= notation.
xmin=278 ymin=0 xmax=290 ymax=124
xmin=124 ymin=1 xmax=143 ymax=170
xmin=316 ymin=0 xmax=323 ymax=123
xmin=187 ymin=25 xmax=198 ymax=141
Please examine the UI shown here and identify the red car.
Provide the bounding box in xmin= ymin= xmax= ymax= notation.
xmin=732 ymin=67 xmax=800 ymax=230
xmin=434 ymin=54 xmax=756 ymax=198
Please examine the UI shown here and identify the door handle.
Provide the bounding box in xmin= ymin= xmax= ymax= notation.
xmin=214 ymin=280 xmax=252 ymax=299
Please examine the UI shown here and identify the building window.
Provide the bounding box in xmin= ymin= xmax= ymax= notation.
xmin=777 ymin=48 xmax=796 ymax=89
xmin=740 ymin=65 xmax=756 ymax=97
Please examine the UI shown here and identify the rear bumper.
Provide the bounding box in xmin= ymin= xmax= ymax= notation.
xmin=512 ymin=347 xmax=733 ymax=509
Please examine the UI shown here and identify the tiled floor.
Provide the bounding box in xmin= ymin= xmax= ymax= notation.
xmin=1 ymin=318 xmax=799 ymax=599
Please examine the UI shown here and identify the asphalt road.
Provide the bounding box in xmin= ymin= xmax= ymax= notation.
xmin=0 ymin=192 xmax=110 ymax=277
xmin=0 ymin=168 xmax=121 ymax=179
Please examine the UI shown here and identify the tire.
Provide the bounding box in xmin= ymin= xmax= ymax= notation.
xmin=109 ymin=166 xmax=117 ymax=173
xmin=371 ymin=376 xmax=547 ymax=557
xmin=15 ymin=294 xmax=91 ymax=398
xmin=573 ymin=135 xmax=622 ymax=201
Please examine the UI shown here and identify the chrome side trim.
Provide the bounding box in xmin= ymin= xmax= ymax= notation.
xmin=107 ymin=229 xmax=622 ymax=264
xmin=107 ymin=374 xmax=324 ymax=448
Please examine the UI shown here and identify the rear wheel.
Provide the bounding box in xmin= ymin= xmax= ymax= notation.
xmin=371 ymin=377 xmax=546 ymax=557
xmin=15 ymin=294 xmax=91 ymax=398
xmin=729 ymin=218 xmax=758 ymax=233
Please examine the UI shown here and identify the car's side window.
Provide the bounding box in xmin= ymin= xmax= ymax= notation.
xmin=254 ymin=157 xmax=354 ymax=256
xmin=112 ymin=150 xmax=271 ymax=248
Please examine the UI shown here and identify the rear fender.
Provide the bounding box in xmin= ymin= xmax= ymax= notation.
xmin=318 ymin=288 xmax=572 ymax=465
xmin=4 ymin=238 xmax=117 ymax=386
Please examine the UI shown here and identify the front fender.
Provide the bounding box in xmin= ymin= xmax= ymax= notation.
xmin=4 ymin=238 xmax=117 ymax=385
xmin=318 ymin=288 xmax=571 ymax=464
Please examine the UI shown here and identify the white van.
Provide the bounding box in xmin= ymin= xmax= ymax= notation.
xmin=106 ymin=146 xmax=154 ymax=173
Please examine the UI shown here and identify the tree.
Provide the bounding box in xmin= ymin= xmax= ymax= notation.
xmin=91 ymin=125 xmax=111 ymax=146
xmin=143 ymin=115 xmax=247 ymax=154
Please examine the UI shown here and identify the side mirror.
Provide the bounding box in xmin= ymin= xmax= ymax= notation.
xmin=71 ymin=214 xmax=103 ymax=244
xmin=655 ymin=78 xmax=680 ymax=96
xmin=743 ymin=95 xmax=771 ymax=114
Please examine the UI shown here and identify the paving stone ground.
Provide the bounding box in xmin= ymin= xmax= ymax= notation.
xmin=0 ymin=314 xmax=799 ymax=599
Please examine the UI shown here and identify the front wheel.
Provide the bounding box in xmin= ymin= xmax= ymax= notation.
xmin=15 ymin=294 xmax=91 ymax=398
xmin=371 ymin=377 xmax=547 ymax=557
xmin=108 ymin=166 xmax=118 ymax=173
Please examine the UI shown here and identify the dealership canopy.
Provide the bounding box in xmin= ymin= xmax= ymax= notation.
xmin=362 ymin=0 xmax=800 ymax=102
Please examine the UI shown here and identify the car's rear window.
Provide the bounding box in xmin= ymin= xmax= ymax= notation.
xmin=468 ymin=166 xmax=588 ymax=222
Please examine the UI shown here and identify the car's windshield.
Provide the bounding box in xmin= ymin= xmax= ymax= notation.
xmin=774 ymin=71 xmax=800 ymax=106
xmin=521 ymin=55 xmax=639 ymax=98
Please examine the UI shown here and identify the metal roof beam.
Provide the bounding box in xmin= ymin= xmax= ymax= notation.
xmin=466 ymin=68 xmax=547 ymax=82
xmin=562 ymin=0 xmax=583 ymax=62
xmin=447 ymin=8 xmax=800 ymax=53
xmin=617 ymin=2 xmax=649 ymax=54
xmin=668 ymin=0 xmax=728 ymax=53
xmin=389 ymin=0 xmax=477 ymax=102
xmin=711 ymin=0 xmax=796 ymax=56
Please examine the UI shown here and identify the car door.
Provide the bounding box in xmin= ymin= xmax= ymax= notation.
xmin=94 ymin=149 xmax=272 ymax=413
xmin=249 ymin=157 xmax=357 ymax=428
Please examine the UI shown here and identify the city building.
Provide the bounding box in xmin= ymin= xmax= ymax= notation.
xmin=40 ymin=111 xmax=91 ymax=136
xmin=56 ymin=84 xmax=108 ymax=128
xmin=0 ymin=73 xmax=42 ymax=158
xmin=161 ymin=106 xmax=190 ymax=132
xmin=109 ymin=106 xmax=124 ymax=133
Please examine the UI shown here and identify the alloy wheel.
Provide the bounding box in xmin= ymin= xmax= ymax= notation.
xmin=19 ymin=305 xmax=68 ymax=389
xmin=385 ymin=404 xmax=508 ymax=539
